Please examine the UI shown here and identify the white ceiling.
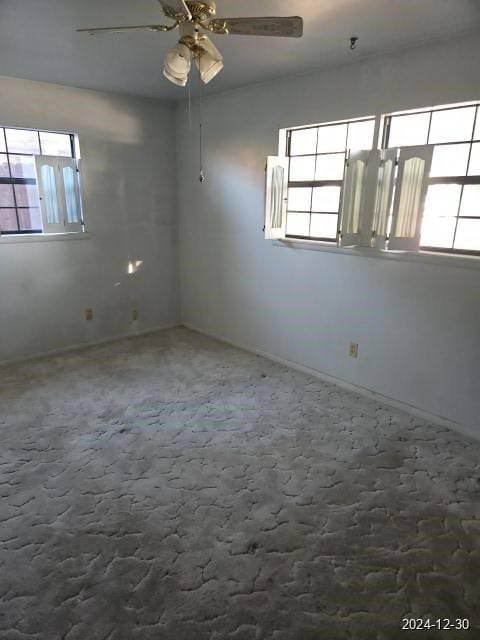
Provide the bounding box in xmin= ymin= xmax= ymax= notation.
xmin=1 ymin=0 xmax=479 ymax=101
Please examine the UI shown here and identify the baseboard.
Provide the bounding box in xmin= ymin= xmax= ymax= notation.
xmin=182 ymin=322 xmax=478 ymax=443
xmin=0 ymin=323 xmax=180 ymax=368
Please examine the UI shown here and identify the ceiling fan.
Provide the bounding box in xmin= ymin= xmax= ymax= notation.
xmin=78 ymin=0 xmax=304 ymax=87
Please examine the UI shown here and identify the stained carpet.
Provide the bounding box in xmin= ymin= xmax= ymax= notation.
xmin=0 ymin=327 xmax=479 ymax=639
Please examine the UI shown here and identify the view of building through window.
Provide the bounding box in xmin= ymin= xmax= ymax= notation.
xmin=0 ymin=127 xmax=75 ymax=234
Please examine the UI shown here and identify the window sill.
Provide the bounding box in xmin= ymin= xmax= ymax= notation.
xmin=0 ymin=232 xmax=91 ymax=245
xmin=273 ymin=238 xmax=480 ymax=271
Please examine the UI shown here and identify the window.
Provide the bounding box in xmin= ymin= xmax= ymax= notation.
xmin=383 ymin=103 xmax=480 ymax=254
xmin=266 ymin=101 xmax=480 ymax=257
xmin=0 ymin=127 xmax=83 ymax=236
xmin=285 ymin=118 xmax=375 ymax=241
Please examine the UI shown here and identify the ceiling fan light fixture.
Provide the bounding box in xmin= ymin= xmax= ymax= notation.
xmin=77 ymin=2 xmax=305 ymax=90
xmin=196 ymin=54 xmax=224 ymax=84
xmin=163 ymin=67 xmax=188 ymax=86
xmin=195 ymin=36 xmax=224 ymax=84
xmin=163 ymin=42 xmax=192 ymax=86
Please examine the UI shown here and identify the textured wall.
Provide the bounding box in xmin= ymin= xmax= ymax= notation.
xmin=0 ymin=75 xmax=179 ymax=362
xmin=176 ymin=35 xmax=480 ymax=435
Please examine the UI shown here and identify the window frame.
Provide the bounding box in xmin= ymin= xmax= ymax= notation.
xmin=0 ymin=126 xmax=82 ymax=237
xmin=284 ymin=116 xmax=376 ymax=244
xmin=382 ymin=102 xmax=480 ymax=257
xmin=280 ymin=101 xmax=480 ymax=258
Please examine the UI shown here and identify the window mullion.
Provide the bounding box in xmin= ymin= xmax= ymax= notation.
xmin=426 ymin=111 xmax=433 ymax=144
xmin=451 ymin=185 xmax=464 ymax=250
xmin=308 ymin=129 xmax=320 ymax=237
xmin=288 ymin=180 xmax=343 ymax=188
xmin=371 ymin=114 xmax=382 ymax=151
xmin=452 ymin=120 xmax=477 ymax=249
xmin=10 ymin=180 xmax=21 ymax=233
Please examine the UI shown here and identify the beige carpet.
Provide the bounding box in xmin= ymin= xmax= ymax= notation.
xmin=0 ymin=327 xmax=479 ymax=640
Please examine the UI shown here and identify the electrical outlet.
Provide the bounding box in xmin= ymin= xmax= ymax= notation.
xmin=85 ymin=308 xmax=94 ymax=321
xmin=132 ymin=308 xmax=139 ymax=322
xmin=349 ymin=342 xmax=359 ymax=358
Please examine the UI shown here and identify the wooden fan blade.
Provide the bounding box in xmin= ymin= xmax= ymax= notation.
xmin=77 ymin=24 xmax=174 ymax=35
xmin=159 ymin=0 xmax=191 ymax=21
xmin=208 ymin=16 xmax=303 ymax=38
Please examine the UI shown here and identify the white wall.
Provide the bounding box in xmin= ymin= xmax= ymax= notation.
xmin=177 ymin=35 xmax=480 ymax=435
xmin=0 ymin=75 xmax=179 ymax=362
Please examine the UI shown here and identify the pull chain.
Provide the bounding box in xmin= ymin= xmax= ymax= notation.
xmin=189 ymin=51 xmax=204 ymax=183
xmin=188 ymin=79 xmax=192 ymax=130
xmin=198 ymin=69 xmax=205 ymax=183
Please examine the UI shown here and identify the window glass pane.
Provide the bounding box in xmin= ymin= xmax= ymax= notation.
xmin=0 ymin=184 xmax=15 ymax=207
xmin=63 ymin=166 xmax=79 ymax=223
xmin=347 ymin=120 xmax=375 ymax=151
xmin=74 ymin=136 xmax=81 ymax=159
xmin=468 ymin=142 xmax=480 ymax=175
xmin=286 ymin=212 xmax=310 ymax=236
xmin=317 ymin=124 xmax=347 ymax=153
xmin=288 ymin=187 xmax=311 ymax=211
xmin=388 ymin=113 xmax=430 ymax=147
xmin=40 ymin=132 xmax=72 ymax=157
xmin=454 ymin=218 xmax=480 ymax=251
xmin=14 ymin=184 xmax=40 ymax=208
xmin=5 ymin=128 xmax=40 ymax=154
xmin=424 ymin=184 xmax=462 ymax=219
xmin=421 ymin=217 xmax=456 ymax=248
xmin=290 ymin=128 xmax=317 ymax=155
xmin=460 ymin=185 xmax=480 ymax=217
xmin=474 ymin=109 xmax=480 ymax=140
xmin=41 ymin=164 xmax=60 ymax=224
xmin=314 ymin=153 xmax=345 ymax=180
xmin=0 ymin=209 xmax=19 ymax=232
xmin=9 ymin=155 xmax=36 ymax=179
xmin=0 ymin=154 xmax=10 ymax=177
xmin=312 ymin=186 xmax=341 ymax=212
xmin=428 ymin=107 xmax=476 ymax=144
xmin=0 ymin=130 xmax=5 ymax=153
xmin=289 ymin=156 xmax=315 ymax=182
xmin=18 ymin=208 xmax=42 ymax=231
xmin=430 ymin=144 xmax=470 ymax=177
xmin=310 ymin=213 xmax=338 ymax=239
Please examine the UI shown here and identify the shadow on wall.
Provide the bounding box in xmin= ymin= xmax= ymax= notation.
xmin=208 ymin=147 xmax=264 ymax=233
xmin=61 ymin=91 xmax=145 ymax=145
xmin=0 ymin=75 xmax=145 ymax=146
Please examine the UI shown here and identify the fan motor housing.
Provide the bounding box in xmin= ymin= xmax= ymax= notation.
xmin=186 ymin=1 xmax=216 ymax=23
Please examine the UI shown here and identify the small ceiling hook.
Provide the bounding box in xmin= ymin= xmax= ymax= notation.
xmin=350 ymin=36 xmax=358 ymax=51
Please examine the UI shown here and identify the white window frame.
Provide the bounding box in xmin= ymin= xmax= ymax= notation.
xmin=0 ymin=125 xmax=84 ymax=239
xmin=280 ymin=115 xmax=376 ymax=244
xmin=272 ymin=100 xmax=480 ymax=259
xmin=382 ymin=101 xmax=480 ymax=256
